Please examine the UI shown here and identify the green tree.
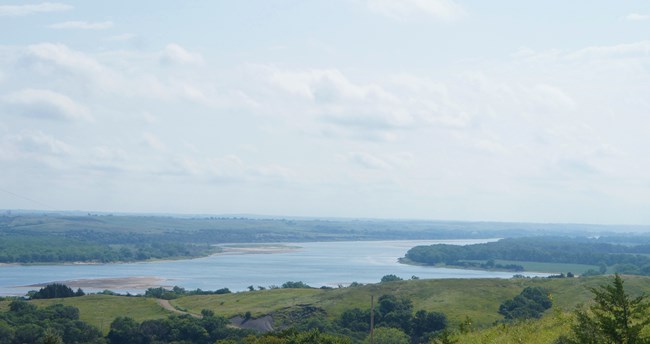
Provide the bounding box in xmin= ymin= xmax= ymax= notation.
xmin=567 ymin=274 xmax=650 ymax=344
xmin=499 ymin=286 xmax=552 ymax=320
xmin=378 ymin=295 xmax=413 ymax=333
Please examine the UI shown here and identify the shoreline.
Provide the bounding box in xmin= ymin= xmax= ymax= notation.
xmin=18 ymin=276 xmax=170 ymax=290
xmin=397 ymin=257 xmax=548 ymax=275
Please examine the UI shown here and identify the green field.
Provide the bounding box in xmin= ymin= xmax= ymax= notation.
xmin=26 ymin=295 xmax=169 ymax=334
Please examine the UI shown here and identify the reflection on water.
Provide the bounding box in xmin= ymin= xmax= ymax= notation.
xmin=0 ymin=239 xmax=548 ymax=296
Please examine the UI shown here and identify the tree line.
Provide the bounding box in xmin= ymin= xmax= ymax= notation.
xmin=0 ymin=235 xmax=217 ymax=263
xmin=405 ymin=237 xmax=650 ymax=276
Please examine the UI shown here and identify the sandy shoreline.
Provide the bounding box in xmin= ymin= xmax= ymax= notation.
xmin=10 ymin=246 xmax=300 ymax=291
xmin=214 ymin=244 xmax=301 ymax=255
xmin=20 ymin=276 xmax=169 ymax=290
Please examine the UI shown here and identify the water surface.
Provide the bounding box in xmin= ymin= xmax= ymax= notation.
xmin=0 ymin=240 xmax=548 ymax=296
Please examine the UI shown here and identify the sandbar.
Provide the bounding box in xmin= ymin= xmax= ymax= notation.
xmin=21 ymin=276 xmax=169 ymax=290
xmin=214 ymin=244 xmax=301 ymax=255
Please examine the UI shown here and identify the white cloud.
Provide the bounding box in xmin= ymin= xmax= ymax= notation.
xmin=260 ymin=66 xmax=420 ymax=131
xmin=254 ymin=164 xmax=296 ymax=180
xmin=567 ymin=41 xmax=650 ymax=59
xmin=107 ymin=33 xmax=136 ymax=41
xmin=49 ymin=21 xmax=114 ymax=30
xmin=366 ymin=0 xmax=465 ymax=21
xmin=0 ymin=130 xmax=73 ymax=170
xmin=161 ymin=154 xmax=295 ymax=184
xmin=27 ymin=43 xmax=106 ymax=77
xmin=142 ymin=132 xmax=166 ymax=151
xmin=533 ymin=83 xmax=576 ymax=109
xmin=625 ymin=13 xmax=650 ymax=21
xmin=2 ymin=89 xmax=90 ymax=121
xmin=161 ymin=44 xmax=204 ymax=65
xmin=9 ymin=130 xmax=72 ymax=156
xmin=0 ymin=2 xmax=72 ymax=16
xmin=84 ymin=146 xmax=132 ymax=173
xmin=347 ymin=152 xmax=392 ymax=169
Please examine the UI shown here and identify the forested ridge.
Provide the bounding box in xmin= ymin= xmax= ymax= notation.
xmin=405 ymin=237 xmax=650 ymax=276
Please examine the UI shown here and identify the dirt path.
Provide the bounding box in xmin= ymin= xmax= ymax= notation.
xmin=155 ymin=299 xmax=271 ymax=331
xmin=156 ymin=299 xmax=202 ymax=318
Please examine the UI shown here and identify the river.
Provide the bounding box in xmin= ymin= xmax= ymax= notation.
xmin=0 ymin=239 xmax=548 ymax=296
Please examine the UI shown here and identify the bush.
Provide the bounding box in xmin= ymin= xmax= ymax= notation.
xmin=380 ymin=274 xmax=403 ymax=283
xmin=498 ymin=286 xmax=552 ymax=320
xmin=30 ymin=283 xmax=82 ymax=299
xmin=281 ymin=281 xmax=312 ymax=288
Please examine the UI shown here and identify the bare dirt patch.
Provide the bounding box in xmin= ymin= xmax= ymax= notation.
xmin=230 ymin=315 xmax=274 ymax=332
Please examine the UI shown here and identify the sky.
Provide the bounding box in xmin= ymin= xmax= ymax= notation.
xmin=0 ymin=1 xmax=649 ymax=224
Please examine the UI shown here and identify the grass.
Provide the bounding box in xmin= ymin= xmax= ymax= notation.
xmin=28 ymin=295 xmax=170 ymax=334
xmin=452 ymin=310 xmax=573 ymax=344
xmin=169 ymin=288 xmax=323 ymax=318
xmin=172 ymin=275 xmax=650 ymax=328
xmin=0 ymin=300 xmax=9 ymax=312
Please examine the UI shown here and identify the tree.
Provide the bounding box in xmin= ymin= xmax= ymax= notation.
xmin=378 ymin=295 xmax=413 ymax=333
xmin=498 ymin=286 xmax=552 ymax=320
xmin=567 ymin=274 xmax=650 ymax=344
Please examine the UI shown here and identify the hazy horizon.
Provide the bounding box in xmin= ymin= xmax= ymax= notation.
xmin=1 ymin=1 xmax=649 ymax=225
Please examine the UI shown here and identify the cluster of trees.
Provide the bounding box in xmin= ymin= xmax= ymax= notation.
xmin=446 ymin=259 xmax=524 ymax=272
xmin=234 ymin=328 xmax=350 ymax=344
xmin=379 ymin=274 xmax=420 ymax=283
xmin=498 ymin=286 xmax=553 ymax=320
xmin=337 ymin=294 xmax=448 ymax=343
xmin=30 ymin=283 xmax=85 ymax=299
xmin=281 ymin=281 xmax=312 ymax=289
xmin=144 ymin=286 xmax=231 ymax=300
xmin=107 ymin=313 xmax=252 ymax=344
xmin=405 ymin=237 xmax=650 ymax=276
xmin=0 ymin=301 xmax=103 ymax=343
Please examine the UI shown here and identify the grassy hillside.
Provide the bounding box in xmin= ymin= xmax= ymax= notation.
xmin=452 ymin=311 xmax=573 ymax=344
xmin=21 ymin=295 xmax=168 ymax=334
xmin=3 ymin=275 xmax=650 ymax=339
xmin=171 ymin=275 xmax=650 ymax=328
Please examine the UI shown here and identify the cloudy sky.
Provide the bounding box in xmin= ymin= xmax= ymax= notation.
xmin=1 ymin=1 xmax=649 ymax=224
